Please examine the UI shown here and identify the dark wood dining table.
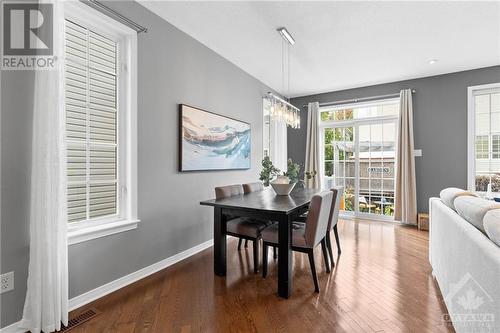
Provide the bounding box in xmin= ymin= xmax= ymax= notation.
xmin=200 ymin=187 xmax=323 ymax=298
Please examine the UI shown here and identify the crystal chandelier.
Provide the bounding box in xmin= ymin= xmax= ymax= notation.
xmin=265 ymin=27 xmax=300 ymax=129
xmin=267 ymin=92 xmax=300 ymax=129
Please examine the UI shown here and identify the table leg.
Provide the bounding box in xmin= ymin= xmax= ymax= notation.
xmin=214 ymin=207 xmax=227 ymax=276
xmin=278 ymin=214 xmax=292 ymax=298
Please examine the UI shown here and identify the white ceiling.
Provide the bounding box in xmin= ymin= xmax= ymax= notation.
xmin=139 ymin=1 xmax=500 ymax=97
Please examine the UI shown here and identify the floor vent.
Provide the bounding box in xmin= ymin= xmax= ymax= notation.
xmin=60 ymin=307 xmax=101 ymax=332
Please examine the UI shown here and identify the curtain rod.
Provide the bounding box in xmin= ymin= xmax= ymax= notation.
xmin=80 ymin=0 xmax=148 ymax=33
xmin=302 ymin=89 xmax=416 ymax=109
xmin=267 ymin=92 xmax=300 ymax=112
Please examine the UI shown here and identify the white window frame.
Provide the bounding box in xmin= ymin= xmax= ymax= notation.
xmin=475 ymin=135 xmax=489 ymax=160
xmin=493 ymin=135 xmax=500 ymax=159
xmin=467 ymin=82 xmax=500 ymax=193
xmin=319 ymin=98 xmax=400 ymax=222
xmin=65 ymin=1 xmax=139 ymax=245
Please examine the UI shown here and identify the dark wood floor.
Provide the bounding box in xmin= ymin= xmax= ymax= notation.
xmin=70 ymin=219 xmax=455 ymax=333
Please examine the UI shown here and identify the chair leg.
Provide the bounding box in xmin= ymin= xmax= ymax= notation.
xmin=321 ymin=238 xmax=331 ymax=273
xmin=245 ymin=239 xmax=249 ymax=248
xmin=325 ymin=233 xmax=335 ymax=268
xmin=273 ymin=246 xmax=277 ymax=259
xmin=333 ymin=224 xmax=341 ymax=254
xmin=262 ymin=243 xmax=268 ymax=278
xmin=238 ymin=238 xmax=242 ymax=250
xmin=253 ymin=240 xmax=259 ymax=274
xmin=308 ymin=249 xmax=319 ymax=293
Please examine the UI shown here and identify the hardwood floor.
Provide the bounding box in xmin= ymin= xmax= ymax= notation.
xmin=70 ymin=219 xmax=455 ymax=333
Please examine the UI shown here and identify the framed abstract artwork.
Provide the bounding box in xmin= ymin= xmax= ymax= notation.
xmin=179 ymin=104 xmax=251 ymax=171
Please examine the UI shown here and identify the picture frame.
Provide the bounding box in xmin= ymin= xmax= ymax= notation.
xmin=179 ymin=104 xmax=251 ymax=172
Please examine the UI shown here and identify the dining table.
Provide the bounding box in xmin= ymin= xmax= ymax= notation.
xmin=200 ymin=186 xmax=323 ymax=299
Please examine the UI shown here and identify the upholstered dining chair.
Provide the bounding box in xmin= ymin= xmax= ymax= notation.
xmin=295 ymin=187 xmax=344 ymax=264
xmin=325 ymin=187 xmax=344 ymax=267
xmin=238 ymin=182 xmax=264 ymax=250
xmin=242 ymin=182 xmax=278 ymax=258
xmin=214 ymin=184 xmax=271 ymax=273
xmin=261 ymin=191 xmax=334 ymax=292
xmin=242 ymin=182 xmax=264 ymax=194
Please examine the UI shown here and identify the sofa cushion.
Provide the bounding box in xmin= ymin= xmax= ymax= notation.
xmin=454 ymin=196 xmax=500 ymax=233
xmin=439 ymin=187 xmax=476 ymax=211
xmin=484 ymin=209 xmax=500 ymax=247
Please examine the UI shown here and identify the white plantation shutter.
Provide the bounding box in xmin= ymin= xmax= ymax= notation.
xmin=65 ymin=19 xmax=118 ymax=223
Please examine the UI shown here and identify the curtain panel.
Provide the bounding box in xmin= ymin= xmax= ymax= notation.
xmin=394 ymin=89 xmax=418 ymax=225
xmin=269 ymin=115 xmax=288 ymax=172
xmin=19 ymin=2 xmax=69 ymax=332
xmin=305 ymin=102 xmax=322 ymax=189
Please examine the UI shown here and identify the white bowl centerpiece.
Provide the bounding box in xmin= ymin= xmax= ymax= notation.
xmin=270 ymin=175 xmax=296 ymax=196
xmin=259 ymin=157 xmax=301 ymax=196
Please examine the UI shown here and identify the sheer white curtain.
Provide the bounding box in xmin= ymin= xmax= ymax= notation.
xmin=394 ymin=89 xmax=417 ymax=225
xmin=305 ymin=102 xmax=322 ymax=189
xmin=19 ymin=2 xmax=69 ymax=332
xmin=269 ymin=115 xmax=288 ymax=172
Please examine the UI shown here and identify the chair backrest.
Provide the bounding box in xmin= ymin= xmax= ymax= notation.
xmin=327 ymin=186 xmax=344 ymax=231
xmin=242 ymin=182 xmax=264 ymax=194
xmin=305 ymin=191 xmax=334 ymax=247
xmin=215 ymin=184 xmax=244 ymax=199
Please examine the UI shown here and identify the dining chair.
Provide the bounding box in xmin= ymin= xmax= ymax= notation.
xmin=295 ymin=187 xmax=344 ymax=261
xmin=214 ymin=184 xmax=270 ymax=273
xmin=242 ymin=182 xmax=264 ymax=194
xmin=325 ymin=187 xmax=344 ymax=267
xmin=238 ymin=182 xmax=264 ymax=249
xmin=261 ymin=191 xmax=334 ymax=292
xmin=242 ymin=182 xmax=277 ymax=258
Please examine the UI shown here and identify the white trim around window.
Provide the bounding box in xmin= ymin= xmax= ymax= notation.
xmin=65 ymin=1 xmax=139 ymax=245
xmin=467 ymin=82 xmax=500 ymax=193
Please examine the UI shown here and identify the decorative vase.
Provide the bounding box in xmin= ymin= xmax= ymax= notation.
xmin=270 ymin=176 xmax=296 ymax=196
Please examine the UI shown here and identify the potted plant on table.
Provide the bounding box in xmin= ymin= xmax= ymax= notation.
xmin=259 ymin=156 xmax=280 ymax=187
xmin=284 ymin=159 xmax=300 ymax=184
xmin=260 ymin=157 xmax=302 ymax=196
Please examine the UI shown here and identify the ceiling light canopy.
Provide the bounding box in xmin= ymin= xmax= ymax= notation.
xmin=428 ymin=59 xmax=438 ymax=65
xmin=277 ymin=27 xmax=295 ymax=45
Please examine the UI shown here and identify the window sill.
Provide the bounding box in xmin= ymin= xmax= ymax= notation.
xmin=68 ymin=218 xmax=140 ymax=246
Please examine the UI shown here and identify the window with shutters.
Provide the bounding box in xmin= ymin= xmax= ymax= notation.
xmin=65 ymin=19 xmax=118 ymax=223
xmin=65 ymin=1 xmax=138 ymax=245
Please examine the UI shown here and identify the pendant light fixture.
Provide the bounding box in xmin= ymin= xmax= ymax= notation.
xmin=266 ymin=27 xmax=300 ymax=129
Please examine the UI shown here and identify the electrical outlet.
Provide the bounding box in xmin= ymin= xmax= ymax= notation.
xmin=1 ymin=271 xmax=14 ymax=293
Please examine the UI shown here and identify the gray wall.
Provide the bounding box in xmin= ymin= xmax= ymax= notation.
xmin=1 ymin=1 xmax=272 ymax=328
xmin=289 ymin=66 xmax=500 ymax=213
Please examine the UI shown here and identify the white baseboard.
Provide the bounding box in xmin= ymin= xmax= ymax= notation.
xmin=0 ymin=322 xmax=24 ymax=333
xmin=0 ymin=239 xmax=214 ymax=333
xmin=68 ymin=238 xmax=213 ymax=310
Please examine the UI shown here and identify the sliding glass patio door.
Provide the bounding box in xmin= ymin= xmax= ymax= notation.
xmin=320 ymin=99 xmax=399 ymax=221
xmin=357 ymin=121 xmax=397 ymax=219
xmin=323 ymin=126 xmax=356 ymax=214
